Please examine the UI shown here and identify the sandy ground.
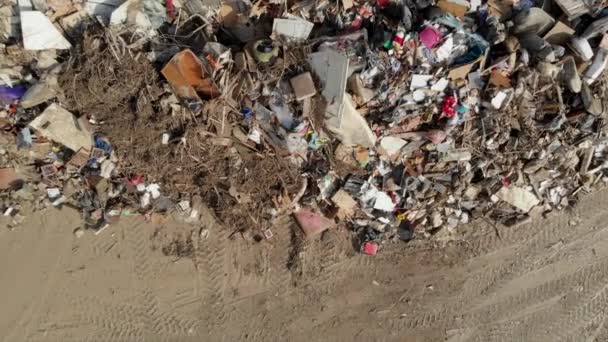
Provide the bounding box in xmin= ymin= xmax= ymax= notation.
xmin=2 ymin=189 xmax=608 ymax=342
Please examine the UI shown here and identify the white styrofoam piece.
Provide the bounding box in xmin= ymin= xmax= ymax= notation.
xmin=272 ymin=18 xmax=314 ymax=40
xmin=21 ymin=11 xmax=71 ymax=50
xmin=410 ymin=74 xmax=433 ymax=90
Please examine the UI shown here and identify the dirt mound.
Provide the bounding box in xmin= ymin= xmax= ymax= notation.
xmin=58 ymin=24 xmax=299 ymax=234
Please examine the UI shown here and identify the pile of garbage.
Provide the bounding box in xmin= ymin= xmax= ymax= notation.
xmin=2 ymin=0 xmax=608 ymax=253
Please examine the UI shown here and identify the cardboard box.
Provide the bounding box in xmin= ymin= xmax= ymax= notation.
xmin=290 ymin=72 xmax=316 ymax=101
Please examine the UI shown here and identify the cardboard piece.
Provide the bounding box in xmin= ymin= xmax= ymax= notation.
xmin=496 ymin=186 xmax=540 ymax=213
xmin=553 ymin=0 xmax=589 ymax=19
xmin=60 ymin=10 xmax=88 ymax=36
xmin=0 ymin=5 xmax=19 ymax=40
xmin=448 ymin=53 xmax=486 ymax=80
xmin=0 ymin=168 xmax=22 ymax=190
xmin=489 ymin=70 xmax=511 ymax=88
xmin=67 ymin=148 xmax=91 ymax=171
xmin=487 ymin=0 xmax=512 ymax=19
xmin=21 ymin=11 xmax=71 ymax=50
xmin=290 ymin=72 xmax=316 ymax=101
xmin=543 ymin=21 xmax=575 ymax=45
xmin=29 ymin=104 xmax=92 ymax=152
xmin=37 ymin=0 xmax=74 ymax=15
xmin=31 ymin=141 xmax=52 ymax=158
xmin=355 ymin=147 xmax=370 ymax=166
xmin=331 ymin=189 xmax=357 ymax=218
xmin=234 ymin=52 xmax=247 ymax=71
xmin=437 ymin=0 xmax=469 ymax=17
xmin=294 ymin=208 xmax=335 ymax=238
xmin=162 ymin=49 xmax=220 ymax=111
xmin=554 ymin=0 xmax=589 ymax=20
xmin=219 ymin=4 xmax=238 ymax=27
xmin=90 ymin=147 xmax=105 ymax=160
xmin=42 ymin=164 xmax=58 ymax=178
xmin=449 ymin=62 xmax=476 ymax=80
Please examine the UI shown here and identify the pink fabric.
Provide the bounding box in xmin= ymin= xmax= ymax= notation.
xmin=363 ymin=241 xmax=379 ymax=255
xmin=294 ymin=208 xmax=334 ymax=238
xmin=419 ymin=26 xmax=442 ymax=49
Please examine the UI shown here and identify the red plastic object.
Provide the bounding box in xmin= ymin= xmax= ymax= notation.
xmin=166 ymin=0 xmax=176 ymax=20
xmin=442 ymin=96 xmax=457 ymax=117
xmin=363 ymin=241 xmax=379 ymax=255
xmin=351 ymin=15 xmax=363 ymax=30
xmin=419 ymin=26 xmax=442 ymax=49
xmin=393 ymin=34 xmax=404 ymax=46
xmin=376 ymin=0 xmax=390 ymax=8
xmin=131 ymin=175 xmax=144 ymax=185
